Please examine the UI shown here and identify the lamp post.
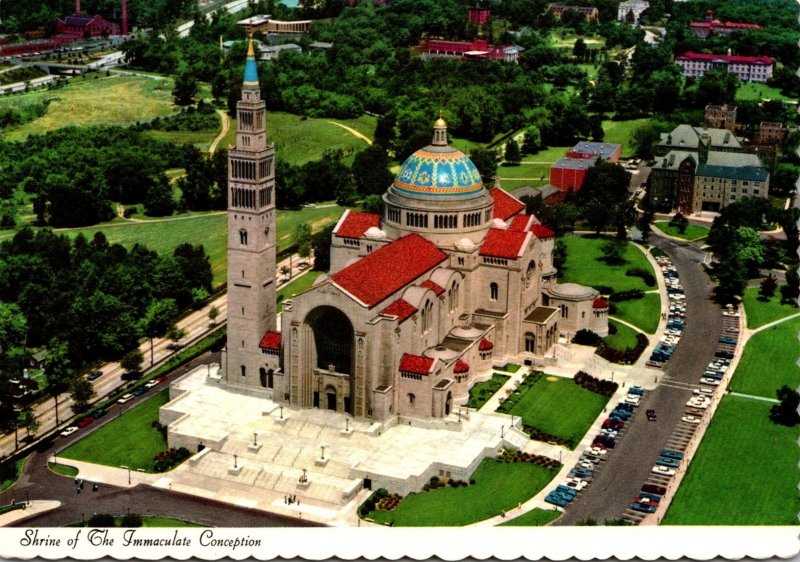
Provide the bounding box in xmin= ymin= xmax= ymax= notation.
xmin=501 ymin=426 xmax=504 ymax=438
xmin=320 ymin=446 xmax=325 ymax=460
xmin=234 ymin=454 xmax=238 ymax=468
xmin=26 ymin=491 xmax=29 ymax=506
xmin=279 ymin=405 xmax=283 ymax=419
xmin=253 ymin=433 xmax=257 ymax=446
xmin=121 ymin=465 xmax=131 ymax=485
xmin=345 ymin=418 xmax=349 ymax=432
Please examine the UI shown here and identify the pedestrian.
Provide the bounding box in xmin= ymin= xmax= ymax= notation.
xmin=500 ymin=510 xmax=505 ymax=518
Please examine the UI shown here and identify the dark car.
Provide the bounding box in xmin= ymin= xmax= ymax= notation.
xmin=77 ymin=416 xmax=94 ymax=428
xmin=642 ymin=483 xmax=667 ymax=495
xmin=92 ymin=409 xmax=108 ymax=420
xmin=646 ymin=409 xmax=657 ymax=421
xmin=87 ymin=370 xmax=103 ymax=381
xmin=132 ymin=387 xmax=148 ymax=396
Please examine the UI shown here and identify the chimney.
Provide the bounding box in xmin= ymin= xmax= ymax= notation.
xmin=121 ymin=0 xmax=128 ymax=35
xmin=76 ymin=0 xmax=81 ymax=15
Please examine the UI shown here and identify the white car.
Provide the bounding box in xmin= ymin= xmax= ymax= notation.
xmin=578 ymin=461 xmax=595 ymax=470
xmin=144 ymin=379 xmax=159 ymax=388
xmin=652 ymin=465 xmax=677 ymax=476
xmin=699 ymin=377 xmax=721 ymax=386
xmin=60 ymin=426 xmax=79 ymax=437
xmin=117 ymin=393 xmax=134 ymax=404
xmin=624 ymin=395 xmax=641 ymax=406
xmin=682 ymin=415 xmax=701 ymax=424
xmin=694 ymin=388 xmax=714 ymax=396
xmin=564 ymin=479 xmax=588 ymax=491
xmin=587 ymin=447 xmax=607 ymax=456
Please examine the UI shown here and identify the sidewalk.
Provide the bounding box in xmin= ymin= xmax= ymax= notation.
xmin=0 ymin=500 xmax=61 ymax=527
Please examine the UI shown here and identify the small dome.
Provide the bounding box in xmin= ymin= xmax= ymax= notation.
xmin=491 ymin=218 xmax=508 ymax=229
xmin=548 ymin=282 xmax=597 ymax=301
xmin=434 ymin=115 xmax=447 ymax=128
xmin=364 ymin=226 xmax=387 ymax=240
xmin=455 ymin=238 xmax=476 ymax=251
xmin=450 ymin=325 xmax=483 ymax=339
xmin=424 ymin=345 xmax=459 ymax=361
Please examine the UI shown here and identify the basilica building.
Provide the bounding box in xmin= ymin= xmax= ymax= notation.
xmin=223 ymin=41 xmax=608 ymax=422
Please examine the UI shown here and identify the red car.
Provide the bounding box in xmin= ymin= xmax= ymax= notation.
xmin=77 ymin=416 xmax=94 ymax=428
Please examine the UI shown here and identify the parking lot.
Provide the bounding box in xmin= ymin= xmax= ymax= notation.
xmin=555 ymin=235 xmax=724 ymax=525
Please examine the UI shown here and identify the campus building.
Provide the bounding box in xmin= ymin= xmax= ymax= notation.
xmin=546 ymin=4 xmax=599 ymax=21
xmin=617 ymin=0 xmax=649 ymax=24
xmin=549 ymin=141 xmax=622 ymax=192
xmin=689 ymin=10 xmax=762 ymax=38
xmin=675 ymin=51 xmax=775 ymax=83
xmin=649 ymin=124 xmax=768 ymax=213
xmin=220 ymin=41 xmax=607 ymax=422
xmin=419 ymin=38 xmax=520 ymax=63
xmin=704 ymin=104 xmax=737 ymax=132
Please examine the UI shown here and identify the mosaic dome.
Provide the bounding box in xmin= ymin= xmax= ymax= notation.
xmin=391 ymin=141 xmax=484 ymax=199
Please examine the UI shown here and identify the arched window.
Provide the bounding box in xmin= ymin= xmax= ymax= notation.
xmin=407 ymin=393 xmax=415 ymax=405
xmin=490 ymin=282 xmax=499 ymax=301
xmin=267 ymin=369 xmax=274 ymax=389
xmin=525 ymin=332 xmax=536 ymax=353
xmin=239 ymin=228 xmax=248 ymax=245
xmin=259 ymin=368 xmax=267 ymax=387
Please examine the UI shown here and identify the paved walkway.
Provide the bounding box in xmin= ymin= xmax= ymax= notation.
xmin=0 ymin=500 xmax=60 ymax=527
xmin=728 ymin=392 xmax=779 ymax=403
xmin=208 ymin=109 xmax=230 ymax=154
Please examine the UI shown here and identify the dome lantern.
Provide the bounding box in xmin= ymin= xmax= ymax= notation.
xmin=432 ymin=112 xmax=448 ymax=146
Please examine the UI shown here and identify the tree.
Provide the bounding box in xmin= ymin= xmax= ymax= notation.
xmin=120 ymin=513 xmax=143 ymax=528
xmin=120 ymin=348 xmax=144 ymax=378
xmin=693 ymin=67 xmax=740 ymax=107
xmin=0 ymin=302 xmax=27 ymax=354
xmin=143 ymin=174 xmax=176 ymax=217
xmin=769 ymin=385 xmax=800 ymax=426
xmin=172 ymin=69 xmax=198 ymax=106
xmin=138 ymin=299 xmax=179 ymax=365
xmin=573 ymin=38 xmax=588 ymax=61
xmin=669 ymin=212 xmax=689 ymax=234
xmin=166 ymin=325 xmax=187 ymax=348
xmin=69 ymin=377 xmax=96 ymax=413
xmin=44 ymin=340 xmax=71 ymax=426
xmin=759 ymin=273 xmax=778 ymax=301
xmin=351 ymin=145 xmax=393 ymax=196
xmin=781 ymin=264 xmax=799 ymax=305
xmin=21 ymin=405 xmax=39 ymax=440
xmin=553 ymin=238 xmax=567 ymax=275
xmin=0 ymin=401 xmax=19 ymax=450
xmin=521 ymin=126 xmax=541 ymax=155
xmin=601 ymin=239 xmax=626 ymax=265
xmin=293 ymin=223 xmax=312 ymax=259
xmin=208 ymin=306 xmax=220 ymax=326
xmin=637 ymin=209 xmax=654 ymax=243
xmin=469 ymin=147 xmax=498 ymax=183
xmin=504 ymin=139 xmax=521 ymax=165
xmin=311 ymin=223 xmax=335 ymax=272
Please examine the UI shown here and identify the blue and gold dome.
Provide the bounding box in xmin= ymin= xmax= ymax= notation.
xmin=391 ymin=117 xmax=484 ymax=199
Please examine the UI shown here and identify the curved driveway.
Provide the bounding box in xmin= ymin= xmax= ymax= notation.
xmin=556 ymin=234 xmax=722 ymax=524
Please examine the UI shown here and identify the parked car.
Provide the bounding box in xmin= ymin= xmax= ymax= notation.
xmin=77 ymin=416 xmax=94 ymax=428
xmin=545 ymin=494 xmax=568 ymax=507
xmin=646 ymin=409 xmax=657 ymax=421
xmin=92 ymin=409 xmax=108 ymax=420
xmin=60 ymin=426 xmax=78 ymax=437
xmin=638 ymin=491 xmax=662 ymax=503
xmin=117 ymin=393 xmax=134 ymax=404
xmin=642 ymin=483 xmax=667 ymax=495
xmin=660 ymin=449 xmax=684 ymax=460
xmin=681 ymin=415 xmax=701 ymax=424
xmin=631 ymin=502 xmax=657 ymax=514
xmin=87 ymin=370 xmax=103 ymax=381
xmin=145 ymin=379 xmax=159 ymax=388
xmin=694 ymin=388 xmax=714 ymax=396
xmin=132 ymin=387 xmax=148 ymax=396
xmin=655 ymin=457 xmax=681 ymax=469
xmin=651 ymin=465 xmax=676 ymax=476
xmin=699 ymin=377 xmax=721 ymax=386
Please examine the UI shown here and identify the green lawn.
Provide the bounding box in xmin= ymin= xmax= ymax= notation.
xmin=48 ymin=462 xmax=79 ymax=477
xmin=277 ymin=271 xmax=324 ymax=311
xmin=602 ymin=119 xmax=650 ymax=159
xmin=0 ymin=456 xmax=27 ymax=492
xmin=60 ymin=389 xmax=170 ymax=472
xmin=500 ymin=507 xmax=562 ymax=526
xmin=728 ymin=316 xmax=800 ymax=399
xmin=653 ymin=221 xmax=709 ymax=241
xmin=663 ymin=395 xmax=800 ymax=525
xmin=523 ymin=145 xmax=571 ymax=163
xmin=560 ymin=236 xmax=655 ymax=292
xmin=467 ymin=374 xmax=510 ymax=409
xmin=742 ymin=286 xmax=799 ymax=329
xmin=736 ymin=82 xmax=793 ymax=102
xmin=603 ymin=319 xmax=640 ymax=350
xmin=611 ymin=293 xmax=660 ymax=334
xmin=368 ymin=458 xmax=558 ymax=526
xmin=503 ymin=375 xmax=608 ymax=447
xmin=496 ymin=162 xmax=550 ymax=190
xmin=0 ymin=75 xmax=178 ymax=141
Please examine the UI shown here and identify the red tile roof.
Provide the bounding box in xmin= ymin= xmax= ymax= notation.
xmin=489 ymin=187 xmax=525 ymax=221
xmin=531 ymin=224 xmax=555 ymax=239
xmin=676 ymin=51 xmax=775 ymax=65
xmin=330 ymin=234 xmax=448 ymax=307
xmin=479 ymin=338 xmax=493 ymax=351
xmin=690 ymin=21 xmax=761 ymax=30
xmin=479 ymin=228 xmax=530 ymax=259
xmin=399 ymin=353 xmax=434 ymax=375
xmin=454 ymin=359 xmax=470 ymax=373
xmin=333 ymin=210 xmax=381 ymax=239
xmin=381 ymin=298 xmax=417 ymax=323
xmin=419 ymin=280 xmax=444 ymax=296
xmin=508 ymin=214 xmax=535 ymax=232
xmin=593 ymin=298 xmax=609 ymax=309
xmin=258 ymin=331 xmax=282 ymax=350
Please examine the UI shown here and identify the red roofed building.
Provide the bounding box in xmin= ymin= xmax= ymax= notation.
xmin=223 ymin=98 xmax=606 ymax=426
xmin=676 ymin=51 xmax=775 ymax=83
xmin=690 ymin=10 xmax=762 ymax=39
xmin=420 ymin=38 xmax=519 ymax=63
xmin=55 ymin=14 xmax=119 ymax=38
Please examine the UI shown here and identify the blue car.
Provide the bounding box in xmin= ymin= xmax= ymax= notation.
xmin=546 ymin=494 xmax=568 ymax=507
xmin=656 ymin=457 xmax=680 ymax=468
xmin=661 ymin=449 xmax=684 ymax=460
xmin=628 ymin=386 xmax=644 ymax=396
xmin=631 ymin=502 xmax=657 ymax=514
xmin=639 ymin=491 xmax=662 ymax=502
xmin=555 ymin=485 xmax=577 ymax=497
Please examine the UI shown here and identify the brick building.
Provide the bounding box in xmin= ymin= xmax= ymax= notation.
xmin=549 ymin=141 xmax=621 ymax=192
xmin=675 ymin=51 xmax=775 ymax=83
xmin=689 ymin=10 xmax=761 ymax=38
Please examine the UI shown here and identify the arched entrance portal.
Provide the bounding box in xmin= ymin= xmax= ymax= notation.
xmin=445 ymin=391 xmax=452 ymax=416
xmin=303 ymin=306 xmax=356 ymax=415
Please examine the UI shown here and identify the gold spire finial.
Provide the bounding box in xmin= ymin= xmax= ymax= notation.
xmin=247 ymin=35 xmax=255 ymax=57
xmin=434 ymin=110 xmax=447 ymax=129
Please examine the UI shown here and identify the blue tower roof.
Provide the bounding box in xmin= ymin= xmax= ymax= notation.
xmin=243 ymin=38 xmax=259 ymax=88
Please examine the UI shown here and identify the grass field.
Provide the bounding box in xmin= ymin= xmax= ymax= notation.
xmin=611 ymin=293 xmax=660 ymax=334
xmin=48 ymin=462 xmax=79 ymax=477
xmin=742 ymin=286 xmax=799 ymax=329
xmin=728 ymin=316 xmax=800 ymax=399
xmin=467 ymin=374 xmax=510 ymax=409
xmin=663 ymin=395 xmax=800 ymax=525
xmin=504 ymin=375 xmax=608 ymax=447
xmin=500 ymin=507 xmax=562 ymax=526
xmin=0 ymin=75 xmax=178 ymax=141
xmin=496 ymin=162 xmax=551 ymax=191
xmin=277 ymin=271 xmax=324 ymax=311
xmin=21 ymin=204 xmax=345 ymax=287
xmin=653 ymin=221 xmax=709 ymax=240
xmin=736 ymin=82 xmax=793 ymax=102
xmin=601 ymin=119 xmax=650 ymax=159
xmin=603 ymin=319 xmax=640 ymax=350
xmin=368 ymin=458 xmax=558 ymax=526
xmin=560 ymin=236 xmax=655 ymax=292
xmin=60 ymin=389 xmax=170 ymax=472
xmin=0 ymin=457 xmax=27 ymax=492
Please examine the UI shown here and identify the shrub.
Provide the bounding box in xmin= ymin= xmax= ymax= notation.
xmin=574 ymin=371 xmax=618 ymax=396
xmin=596 ymin=333 xmax=649 ymax=364
xmin=625 ymin=267 xmax=656 ymax=287
xmin=572 ymin=329 xmax=601 ymax=346
xmin=87 ymin=513 xmax=116 ymax=527
xmin=120 ymin=513 xmax=143 ymax=527
xmin=609 ymin=289 xmax=645 ymax=302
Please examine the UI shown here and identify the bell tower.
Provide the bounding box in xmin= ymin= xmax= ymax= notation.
xmin=226 ymin=38 xmax=278 ymax=390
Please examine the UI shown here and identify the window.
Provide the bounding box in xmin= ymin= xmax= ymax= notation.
xmin=239 ymin=229 xmax=248 ymax=245
xmin=490 ymin=282 xmax=499 ymax=301
xmin=407 ymin=393 xmax=415 ymax=405
xmin=561 ymin=304 xmax=569 ymax=318
xmin=240 ymin=365 xmax=246 ymax=377
xmin=457 ymin=257 xmax=465 ymax=266
xmin=525 ymin=332 xmax=535 ymax=353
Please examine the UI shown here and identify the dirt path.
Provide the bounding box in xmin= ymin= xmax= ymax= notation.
xmin=325 ymin=121 xmax=372 ymax=145
xmin=208 ymin=109 xmax=231 ymax=154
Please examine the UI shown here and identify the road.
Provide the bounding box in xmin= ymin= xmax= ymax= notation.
xmin=0 ymin=252 xmax=313 ymax=460
xmin=555 ymin=233 xmax=723 ymax=524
